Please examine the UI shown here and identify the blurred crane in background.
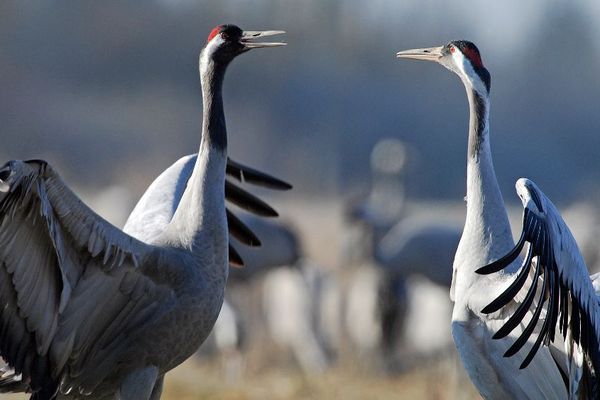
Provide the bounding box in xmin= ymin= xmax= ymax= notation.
xmin=262 ymin=258 xmax=336 ymax=373
xmin=342 ymin=139 xmax=408 ymax=367
xmin=0 ymin=24 xmax=287 ymax=400
xmin=397 ymin=40 xmax=600 ymax=399
xmin=344 ymin=138 xmax=460 ymax=371
xmin=199 ymin=216 xmax=336 ymax=377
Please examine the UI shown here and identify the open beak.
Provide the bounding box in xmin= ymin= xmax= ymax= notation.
xmin=396 ymin=46 xmax=444 ymax=62
xmin=241 ymin=30 xmax=286 ymax=49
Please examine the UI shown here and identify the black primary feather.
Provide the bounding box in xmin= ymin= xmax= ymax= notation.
xmin=226 ymin=158 xmax=292 ymax=190
xmin=478 ymin=205 xmax=600 ymax=385
xmin=225 ymin=180 xmax=279 ymax=217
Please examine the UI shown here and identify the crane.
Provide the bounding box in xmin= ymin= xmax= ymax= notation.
xmin=397 ymin=41 xmax=599 ymax=398
xmin=345 ymin=139 xmax=460 ymax=368
xmin=0 ymin=24 xmax=285 ymax=400
xmin=376 ymin=216 xmax=459 ymax=288
xmin=125 ymin=154 xmax=295 ymax=380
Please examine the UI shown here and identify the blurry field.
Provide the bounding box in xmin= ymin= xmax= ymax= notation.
xmin=156 ymin=198 xmax=478 ymax=400
xmin=160 ymin=357 xmax=480 ymax=400
xmin=3 ymin=198 xmax=483 ymax=400
xmin=3 ymin=357 xmax=478 ymax=400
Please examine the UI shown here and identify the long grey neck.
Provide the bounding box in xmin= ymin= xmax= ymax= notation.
xmin=165 ymin=54 xmax=229 ymax=256
xmin=456 ymin=86 xmax=514 ymax=276
xmin=466 ymin=86 xmax=513 ymax=252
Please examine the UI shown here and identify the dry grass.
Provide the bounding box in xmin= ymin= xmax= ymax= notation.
xmin=3 ymin=356 xmax=480 ymax=400
xmin=160 ymin=356 xmax=479 ymax=400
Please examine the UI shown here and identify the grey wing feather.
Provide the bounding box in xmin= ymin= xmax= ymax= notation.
xmin=0 ymin=159 xmax=157 ymax=394
xmin=124 ymin=155 xmax=290 ymax=263
xmin=123 ymin=154 xmax=197 ymax=242
xmin=53 ymin=264 xmax=173 ymax=395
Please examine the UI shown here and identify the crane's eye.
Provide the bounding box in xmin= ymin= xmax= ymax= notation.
xmin=221 ymin=32 xmax=230 ymax=41
xmin=449 ymin=45 xmax=456 ymax=54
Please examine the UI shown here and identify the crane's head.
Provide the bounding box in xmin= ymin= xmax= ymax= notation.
xmin=201 ymin=24 xmax=285 ymax=65
xmin=396 ymin=41 xmax=490 ymax=96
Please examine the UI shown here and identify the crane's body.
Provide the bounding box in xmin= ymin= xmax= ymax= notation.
xmin=0 ymin=25 xmax=285 ymax=400
xmin=124 ymin=153 xmax=296 ymax=277
xmin=376 ymin=217 xmax=460 ymax=287
xmin=124 ymin=153 xmax=207 ymax=243
xmin=397 ymin=41 xmax=599 ymax=398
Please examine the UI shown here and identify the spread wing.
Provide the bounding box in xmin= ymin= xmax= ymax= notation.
xmin=476 ymin=178 xmax=600 ymax=396
xmin=0 ymin=159 xmax=164 ymax=395
xmin=124 ymin=155 xmax=291 ymax=266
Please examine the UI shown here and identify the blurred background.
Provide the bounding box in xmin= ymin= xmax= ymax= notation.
xmin=2 ymin=1 xmax=600 ymax=399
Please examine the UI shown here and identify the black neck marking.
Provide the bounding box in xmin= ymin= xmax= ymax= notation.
xmin=476 ymin=67 xmax=491 ymax=94
xmin=469 ymin=90 xmax=488 ymax=157
xmin=201 ymin=61 xmax=228 ymax=152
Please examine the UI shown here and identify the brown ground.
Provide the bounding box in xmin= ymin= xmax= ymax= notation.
xmin=160 ymin=356 xmax=480 ymax=400
xmin=3 ymin=357 xmax=479 ymax=399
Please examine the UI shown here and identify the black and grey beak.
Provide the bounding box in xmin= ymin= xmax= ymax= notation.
xmin=241 ymin=30 xmax=286 ymax=49
xmin=396 ymin=46 xmax=444 ymax=62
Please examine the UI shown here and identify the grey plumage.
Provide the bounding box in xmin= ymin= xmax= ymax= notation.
xmin=124 ymin=154 xmax=293 ymax=269
xmin=0 ymin=25 xmax=286 ymax=399
xmin=229 ymin=215 xmax=300 ymax=282
xmin=377 ymin=218 xmax=460 ymax=287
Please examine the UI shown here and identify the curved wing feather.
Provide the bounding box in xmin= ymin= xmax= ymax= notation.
xmin=0 ymin=159 xmax=158 ymax=394
xmin=477 ymin=178 xmax=600 ymax=396
xmin=226 ymin=158 xmax=292 ymax=190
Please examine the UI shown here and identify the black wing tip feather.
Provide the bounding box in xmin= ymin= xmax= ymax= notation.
xmin=476 ymin=233 xmax=526 ymax=275
xmin=226 ymin=209 xmax=262 ymax=247
xmin=226 ymin=158 xmax=292 ymax=191
xmin=481 ymin=303 xmax=500 ymax=315
xmin=229 ymin=245 xmax=244 ymax=267
xmin=480 ymin=247 xmax=534 ymax=315
xmin=225 ymin=180 xmax=280 ymax=217
xmin=481 ymin=208 xmax=600 ymax=377
xmin=225 ymin=159 xmax=292 ymax=266
xmin=478 ymin=209 xmax=562 ymax=368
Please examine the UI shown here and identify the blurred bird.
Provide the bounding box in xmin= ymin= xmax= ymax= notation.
xmin=0 ymin=24 xmax=285 ymax=400
xmin=262 ymin=261 xmax=334 ymax=373
xmin=377 ymin=216 xmax=460 ymax=287
xmin=398 ymin=41 xmax=600 ymax=398
xmin=345 ymin=139 xmax=461 ymax=368
xmin=228 ymin=215 xmax=300 ymax=282
xmin=195 ymin=216 xmax=322 ymax=376
xmin=204 ymin=219 xmax=335 ymax=376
